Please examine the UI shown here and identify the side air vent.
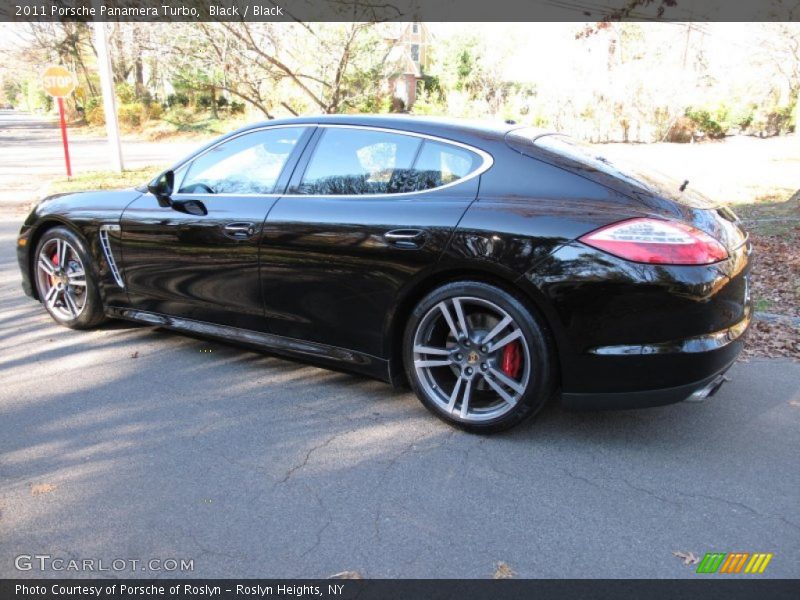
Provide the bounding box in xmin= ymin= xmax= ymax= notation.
xmin=99 ymin=224 xmax=125 ymax=288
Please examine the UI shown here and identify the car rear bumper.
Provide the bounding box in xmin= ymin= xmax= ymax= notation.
xmin=562 ymin=364 xmax=735 ymax=410
xmin=561 ymin=309 xmax=749 ymax=410
xmin=524 ymin=234 xmax=752 ymax=410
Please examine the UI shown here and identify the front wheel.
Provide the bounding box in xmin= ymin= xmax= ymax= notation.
xmin=34 ymin=226 xmax=105 ymax=329
xmin=403 ymin=281 xmax=555 ymax=433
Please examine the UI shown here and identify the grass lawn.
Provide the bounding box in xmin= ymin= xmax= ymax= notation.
xmin=72 ymin=111 xmax=249 ymax=142
xmin=734 ymin=191 xmax=800 ymax=236
xmin=46 ymin=166 xmax=163 ymax=194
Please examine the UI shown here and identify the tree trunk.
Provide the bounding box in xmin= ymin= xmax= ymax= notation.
xmin=795 ymin=92 xmax=799 ymax=138
xmin=134 ymin=56 xmax=145 ymax=98
xmin=111 ymin=25 xmax=130 ymax=84
xmin=795 ymin=103 xmax=799 ymax=138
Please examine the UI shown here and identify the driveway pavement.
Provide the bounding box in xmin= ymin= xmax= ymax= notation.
xmin=0 ymin=210 xmax=798 ymax=578
xmin=0 ymin=110 xmax=196 ymax=206
xmin=0 ymin=110 xmax=798 ymax=579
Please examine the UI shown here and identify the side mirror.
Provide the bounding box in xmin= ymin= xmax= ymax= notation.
xmin=148 ymin=170 xmax=174 ymax=207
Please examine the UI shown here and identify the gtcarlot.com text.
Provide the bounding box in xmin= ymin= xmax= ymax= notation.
xmin=14 ymin=554 xmax=194 ymax=573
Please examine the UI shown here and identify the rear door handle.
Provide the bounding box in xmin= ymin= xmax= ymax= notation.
xmin=384 ymin=229 xmax=426 ymax=249
xmin=224 ymin=222 xmax=256 ymax=239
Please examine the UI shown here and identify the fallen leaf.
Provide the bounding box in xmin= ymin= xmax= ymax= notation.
xmin=738 ymin=223 xmax=800 ymax=360
xmin=741 ymin=319 xmax=800 ymax=361
xmin=673 ymin=550 xmax=700 ymax=566
xmin=328 ymin=571 xmax=363 ymax=579
xmin=749 ymin=225 xmax=800 ymax=320
xmin=31 ymin=483 xmax=57 ymax=495
xmin=493 ymin=561 xmax=516 ymax=579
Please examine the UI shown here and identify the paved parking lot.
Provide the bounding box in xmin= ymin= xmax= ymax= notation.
xmin=1 ymin=210 xmax=799 ymax=578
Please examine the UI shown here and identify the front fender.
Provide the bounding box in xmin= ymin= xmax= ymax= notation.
xmin=17 ymin=189 xmax=143 ymax=301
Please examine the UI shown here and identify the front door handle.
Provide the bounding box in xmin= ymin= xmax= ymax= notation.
xmin=384 ymin=229 xmax=426 ymax=249
xmin=224 ymin=222 xmax=256 ymax=239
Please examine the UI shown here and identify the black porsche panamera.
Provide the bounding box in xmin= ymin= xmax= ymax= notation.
xmin=16 ymin=115 xmax=752 ymax=432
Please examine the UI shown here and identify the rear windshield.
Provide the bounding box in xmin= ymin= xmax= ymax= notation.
xmin=507 ymin=129 xmax=714 ymax=207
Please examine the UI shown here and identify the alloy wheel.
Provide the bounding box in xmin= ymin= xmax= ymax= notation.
xmin=35 ymin=238 xmax=88 ymax=321
xmin=412 ymin=296 xmax=532 ymax=423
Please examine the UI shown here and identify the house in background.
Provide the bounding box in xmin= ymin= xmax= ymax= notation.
xmin=381 ymin=22 xmax=432 ymax=109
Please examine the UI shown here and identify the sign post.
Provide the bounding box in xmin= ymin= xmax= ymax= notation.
xmin=42 ymin=65 xmax=76 ymax=178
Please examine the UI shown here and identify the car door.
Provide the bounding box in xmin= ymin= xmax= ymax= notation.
xmin=260 ymin=125 xmax=489 ymax=357
xmin=119 ymin=126 xmax=313 ymax=331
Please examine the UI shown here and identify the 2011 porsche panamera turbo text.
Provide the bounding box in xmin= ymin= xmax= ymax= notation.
xmin=16 ymin=115 xmax=752 ymax=432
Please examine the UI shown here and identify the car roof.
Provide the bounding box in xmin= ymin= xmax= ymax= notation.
xmin=165 ymin=115 xmax=558 ymax=177
xmin=234 ymin=114 xmax=546 ymax=144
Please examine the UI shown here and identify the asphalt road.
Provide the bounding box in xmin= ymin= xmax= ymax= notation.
xmin=0 ymin=113 xmax=799 ymax=579
xmin=0 ymin=110 xmax=195 ymax=206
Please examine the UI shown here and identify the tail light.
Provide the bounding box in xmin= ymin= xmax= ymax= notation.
xmin=579 ymin=218 xmax=728 ymax=265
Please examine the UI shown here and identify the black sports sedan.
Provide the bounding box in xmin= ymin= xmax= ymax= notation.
xmin=16 ymin=115 xmax=751 ymax=432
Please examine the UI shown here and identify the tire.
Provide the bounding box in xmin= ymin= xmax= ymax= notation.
xmin=33 ymin=226 xmax=106 ymax=330
xmin=403 ymin=281 xmax=555 ymax=433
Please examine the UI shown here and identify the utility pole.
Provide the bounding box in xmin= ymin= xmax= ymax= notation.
xmin=682 ymin=24 xmax=691 ymax=69
xmin=92 ymin=17 xmax=124 ymax=172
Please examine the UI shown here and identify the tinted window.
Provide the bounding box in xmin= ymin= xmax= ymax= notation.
xmin=383 ymin=140 xmax=480 ymax=194
xmin=508 ymin=129 xmax=712 ymax=206
xmin=299 ymin=128 xmax=421 ymax=195
xmin=534 ymin=134 xmax=707 ymax=203
xmin=179 ymin=127 xmax=305 ymax=194
xmin=416 ymin=141 xmax=477 ymax=184
xmin=298 ymin=129 xmax=482 ymax=195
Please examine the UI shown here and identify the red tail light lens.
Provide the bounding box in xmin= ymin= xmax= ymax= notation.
xmin=579 ymin=218 xmax=728 ymax=265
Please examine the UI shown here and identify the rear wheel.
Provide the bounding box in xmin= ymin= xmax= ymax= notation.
xmin=34 ymin=226 xmax=105 ymax=329
xmin=403 ymin=281 xmax=555 ymax=433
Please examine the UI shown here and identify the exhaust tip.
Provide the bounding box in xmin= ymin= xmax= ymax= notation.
xmin=685 ymin=374 xmax=731 ymax=403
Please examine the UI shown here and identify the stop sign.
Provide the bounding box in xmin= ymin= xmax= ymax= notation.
xmin=43 ymin=65 xmax=76 ymax=177
xmin=42 ymin=65 xmax=76 ymax=98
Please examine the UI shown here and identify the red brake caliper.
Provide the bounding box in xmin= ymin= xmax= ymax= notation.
xmin=49 ymin=252 xmax=59 ymax=286
xmin=501 ymin=341 xmax=522 ymax=379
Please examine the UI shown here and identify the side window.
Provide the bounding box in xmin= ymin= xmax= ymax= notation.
xmin=299 ymin=128 xmax=421 ymax=195
xmin=298 ymin=128 xmax=484 ymax=196
xmin=407 ymin=141 xmax=479 ymax=189
xmin=179 ymin=127 xmax=306 ymax=194
xmin=387 ymin=140 xmax=481 ymax=194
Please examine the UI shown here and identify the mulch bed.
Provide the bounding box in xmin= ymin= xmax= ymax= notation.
xmin=749 ymin=225 xmax=800 ymax=318
xmin=741 ymin=224 xmax=800 ymax=360
xmin=741 ymin=319 xmax=800 ymax=360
